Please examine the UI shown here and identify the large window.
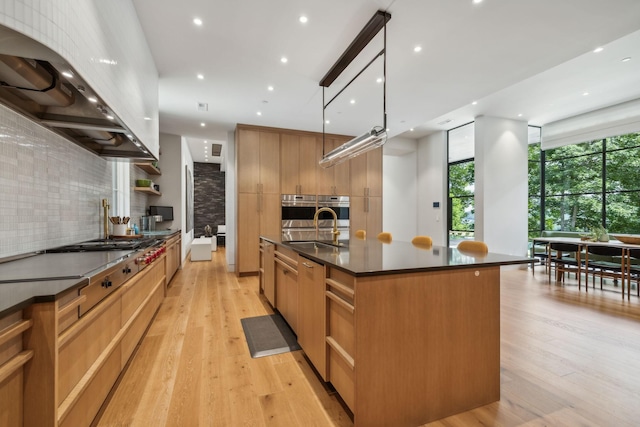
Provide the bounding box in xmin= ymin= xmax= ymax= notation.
xmin=448 ymin=123 xmax=474 ymax=246
xmin=529 ymin=131 xmax=640 ymax=234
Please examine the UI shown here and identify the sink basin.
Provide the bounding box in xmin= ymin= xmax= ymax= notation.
xmin=287 ymin=241 xmax=343 ymax=250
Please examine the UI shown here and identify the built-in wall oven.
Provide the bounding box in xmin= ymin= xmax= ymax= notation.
xmin=281 ymin=194 xmax=317 ymax=232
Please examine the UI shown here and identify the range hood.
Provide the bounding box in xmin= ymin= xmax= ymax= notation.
xmin=0 ymin=25 xmax=154 ymax=161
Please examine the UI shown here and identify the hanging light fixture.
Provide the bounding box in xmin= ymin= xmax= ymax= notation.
xmin=319 ymin=126 xmax=387 ymax=168
xmin=319 ymin=10 xmax=391 ymax=168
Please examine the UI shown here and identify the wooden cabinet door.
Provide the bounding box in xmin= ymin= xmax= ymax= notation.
xmin=262 ymin=241 xmax=275 ymax=306
xmin=285 ymin=269 xmax=298 ymax=333
xmin=297 ymin=257 xmax=326 ymax=379
xmin=259 ymin=131 xmax=280 ymax=194
xmin=275 ymin=264 xmax=288 ymax=315
xmin=280 ymin=133 xmax=300 ymax=194
xmin=260 ymin=193 xmax=281 ymax=237
xmin=332 ymin=137 xmax=351 ymax=195
xmin=367 ymin=148 xmax=383 ymax=197
xmin=316 ymin=136 xmax=334 ymax=195
xmin=298 ymin=135 xmax=317 ymax=195
xmin=237 ymin=193 xmax=261 ymax=273
xmin=350 ymin=152 xmax=368 ymax=196
xmin=237 ymin=129 xmax=260 ymax=193
xmin=366 ymin=196 xmax=383 ymax=237
xmin=349 ymin=196 xmax=367 ymax=238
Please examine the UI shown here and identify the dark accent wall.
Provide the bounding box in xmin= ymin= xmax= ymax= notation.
xmin=194 ymin=163 xmax=225 ymax=238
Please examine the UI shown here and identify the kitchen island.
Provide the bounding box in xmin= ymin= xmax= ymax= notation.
xmin=260 ymin=235 xmax=530 ymax=427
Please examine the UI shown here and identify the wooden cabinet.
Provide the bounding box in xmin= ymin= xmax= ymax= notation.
xmin=274 ymin=246 xmax=298 ymax=332
xmin=280 ymin=133 xmax=317 ymax=195
xmin=350 ymin=147 xmax=382 ymax=197
xmin=165 ymin=234 xmax=181 ymax=285
xmin=297 ymin=256 xmax=327 ymax=380
xmin=350 ymin=195 xmax=382 ymax=239
xmin=325 ymin=268 xmax=356 ymax=411
xmin=237 ymin=193 xmax=280 ymax=274
xmin=317 ymin=136 xmax=350 ymax=196
xmin=259 ymin=239 xmax=276 ymax=306
xmin=0 ymin=310 xmax=34 ymax=427
xmin=236 ymin=126 xmax=281 ymax=275
xmin=237 ymin=128 xmax=280 ymax=194
xmin=12 ymin=254 xmax=166 ymax=427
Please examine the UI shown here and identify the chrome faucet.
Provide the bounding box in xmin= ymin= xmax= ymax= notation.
xmin=313 ymin=207 xmax=340 ymax=245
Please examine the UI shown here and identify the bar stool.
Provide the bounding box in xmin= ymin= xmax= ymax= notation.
xmin=411 ymin=235 xmax=432 ymax=249
xmin=354 ymin=229 xmax=366 ymax=239
xmin=457 ymin=240 xmax=488 ymax=254
xmin=377 ymin=232 xmax=392 ymax=243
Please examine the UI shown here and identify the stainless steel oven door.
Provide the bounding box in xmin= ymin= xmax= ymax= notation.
xmin=281 ymin=194 xmax=317 ymax=230
xmin=317 ymin=195 xmax=349 ymax=230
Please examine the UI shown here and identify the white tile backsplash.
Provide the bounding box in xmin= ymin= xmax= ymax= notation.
xmin=0 ymin=104 xmax=147 ymax=258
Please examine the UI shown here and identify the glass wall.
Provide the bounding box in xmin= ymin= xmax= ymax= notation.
xmin=529 ymin=131 xmax=640 ymax=234
xmin=448 ymin=123 xmax=475 ymax=246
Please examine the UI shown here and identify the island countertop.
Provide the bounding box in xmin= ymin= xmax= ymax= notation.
xmin=261 ymin=234 xmax=531 ymax=277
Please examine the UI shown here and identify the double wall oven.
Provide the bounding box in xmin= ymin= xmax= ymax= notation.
xmin=281 ymin=194 xmax=349 ymax=241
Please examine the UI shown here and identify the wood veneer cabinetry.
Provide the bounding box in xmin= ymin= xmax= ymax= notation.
xmin=259 ymin=239 xmax=276 ymax=306
xmin=350 ymin=196 xmax=382 ymax=239
xmin=236 ymin=126 xmax=281 ymax=274
xmin=317 ymin=136 xmax=351 ymax=196
xmin=10 ymin=255 xmax=166 ymax=427
xmin=165 ymin=234 xmax=181 ymax=285
xmin=297 ymin=256 xmax=327 ymax=380
xmin=274 ymin=245 xmax=298 ymax=332
xmin=350 ymin=147 xmax=382 ymax=197
xmin=280 ymin=133 xmax=317 ymax=195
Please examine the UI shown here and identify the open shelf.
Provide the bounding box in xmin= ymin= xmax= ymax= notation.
xmin=134 ymin=163 xmax=161 ymax=175
xmin=134 ymin=187 xmax=161 ymax=196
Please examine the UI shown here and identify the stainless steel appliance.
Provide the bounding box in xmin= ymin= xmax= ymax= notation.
xmin=281 ymin=194 xmax=317 ymax=231
xmin=317 ymin=195 xmax=350 ymax=235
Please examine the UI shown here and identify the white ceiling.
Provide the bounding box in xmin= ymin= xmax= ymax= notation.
xmin=132 ymin=0 xmax=640 ymax=164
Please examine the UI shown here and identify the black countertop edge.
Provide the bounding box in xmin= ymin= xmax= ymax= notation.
xmin=295 ymin=250 xmax=532 ymax=277
xmin=0 ymin=277 xmax=89 ymax=318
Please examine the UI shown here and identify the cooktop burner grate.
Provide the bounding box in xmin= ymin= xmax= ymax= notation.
xmin=47 ymin=238 xmax=158 ymax=253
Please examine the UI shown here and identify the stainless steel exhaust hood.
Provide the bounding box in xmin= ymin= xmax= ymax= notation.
xmin=0 ymin=25 xmax=155 ymax=161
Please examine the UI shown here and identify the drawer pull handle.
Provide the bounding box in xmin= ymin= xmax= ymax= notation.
xmin=302 ymin=262 xmax=313 ymax=269
xmin=326 ymin=291 xmax=355 ymax=313
xmin=326 ymin=336 xmax=354 ymax=370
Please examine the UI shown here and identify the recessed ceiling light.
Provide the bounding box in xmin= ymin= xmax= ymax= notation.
xmin=299 ymin=16 xmax=308 ymax=24
xmin=144 ymin=117 xmax=151 ymax=121
xmin=193 ymin=18 xmax=203 ymax=26
xmin=106 ymin=115 xmax=114 ymax=120
xmin=200 ymin=122 xmax=205 ymax=127
xmin=593 ymin=47 xmax=604 ymax=53
xmin=325 ymin=120 xmax=330 ymax=124
xmin=622 ymin=57 xmax=632 ymax=62
xmin=197 ymin=74 xmax=204 ymax=80
xmin=518 ymin=113 xmax=523 ymax=117
xmin=280 ymin=57 xmax=288 ymax=64
xmin=413 ymin=46 xmax=422 ymax=53
xmin=472 ymin=101 xmax=478 ymax=105
xmin=88 ymin=97 xmax=97 ymax=103
xmin=376 ymin=77 xmax=383 ymax=83
xmin=473 ymin=0 xmax=483 ymax=4
xmin=583 ymin=92 xmax=589 ymax=96
xmin=386 ymin=128 xmax=390 ymax=132
xmin=267 ymin=85 xmax=274 ymax=91
xmin=257 ymin=111 xmax=262 ymax=116
xmin=62 ymin=71 xmax=73 ymax=78
xmin=410 ymin=128 xmax=414 ymax=132
xmin=204 ymin=140 xmax=207 ymax=143
xmin=350 ymin=99 xmax=356 ymax=104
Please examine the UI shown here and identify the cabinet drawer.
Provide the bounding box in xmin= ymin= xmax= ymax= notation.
xmin=79 ymin=260 xmax=135 ymax=316
xmin=327 ymin=294 xmax=354 ymax=358
xmin=328 ymin=344 xmax=355 ymax=411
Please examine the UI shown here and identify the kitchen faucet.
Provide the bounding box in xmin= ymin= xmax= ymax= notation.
xmin=102 ymin=198 xmax=110 ymax=239
xmin=313 ymin=207 xmax=340 ymax=245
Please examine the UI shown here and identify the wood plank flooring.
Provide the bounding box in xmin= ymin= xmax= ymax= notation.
xmin=96 ymin=250 xmax=640 ymax=426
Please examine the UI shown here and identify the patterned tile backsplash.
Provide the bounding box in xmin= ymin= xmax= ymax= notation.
xmin=0 ymin=104 xmax=147 ymax=258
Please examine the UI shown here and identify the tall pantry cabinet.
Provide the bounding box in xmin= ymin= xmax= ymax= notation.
xmin=236 ymin=127 xmax=280 ymax=274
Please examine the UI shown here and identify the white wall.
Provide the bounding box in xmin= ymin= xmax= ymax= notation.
xmin=156 ymin=133 xmax=182 ymax=231
xmin=474 ymin=116 xmax=528 ymax=256
xmin=181 ymin=137 xmax=195 ymax=259
xmin=417 ymin=132 xmax=448 ymax=246
xmin=383 ymin=137 xmax=418 ymax=242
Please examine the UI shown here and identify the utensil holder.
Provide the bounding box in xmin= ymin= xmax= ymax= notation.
xmin=112 ymin=224 xmax=128 ymax=236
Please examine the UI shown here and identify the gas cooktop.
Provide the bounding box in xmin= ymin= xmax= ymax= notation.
xmin=47 ymin=238 xmax=159 ymax=253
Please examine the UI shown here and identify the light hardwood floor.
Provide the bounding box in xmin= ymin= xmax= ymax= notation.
xmin=96 ymin=250 xmax=640 ymax=427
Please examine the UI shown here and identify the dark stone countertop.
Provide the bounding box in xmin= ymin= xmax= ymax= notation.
xmin=261 ymin=234 xmax=532 ymax=277
xmin=0 ymin=250 xmax=138 ymax=317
